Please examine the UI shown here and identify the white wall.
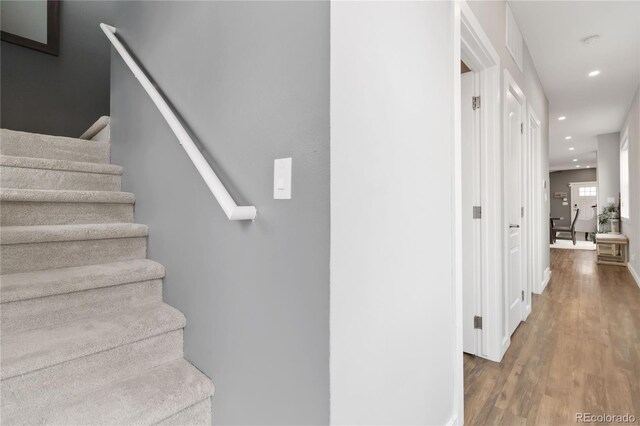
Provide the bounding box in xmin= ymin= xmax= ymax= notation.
xmin=330 ymin=2 xmax=456 ymax=424
xmin=597 ymin=132 xmax=621 ymax=212
xmin=621 ymin=87 xmax=640 ymax=282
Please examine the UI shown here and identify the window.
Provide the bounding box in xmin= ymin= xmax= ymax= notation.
xmin=621 ymin=134 xmax=630 ymax=219
xmin=579 ymin=186 xmax=597 ymax=197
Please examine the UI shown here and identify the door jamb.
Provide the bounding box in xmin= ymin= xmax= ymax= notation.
xmin=452 ymin=1 xmax=501 ymax=424
xmin=528 ymin=108 xmax=544 ymax=296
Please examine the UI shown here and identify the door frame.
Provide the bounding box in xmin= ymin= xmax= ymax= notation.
xmin=502 ymin=69 xmax=527 ymax=340
xmin=452 ymin=1 xmax=501 ymax=424
xmin=527 ymin=108 xmax=545 ymax=295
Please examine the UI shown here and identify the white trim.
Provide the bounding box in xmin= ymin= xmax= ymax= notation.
xmin=446 ymin=414 xmax=459 ymax=426
xmin=453 ymin=1 xmax=502 ymax=423
xmin=528 ymin=108 xmax=543 ymax=298
xmin=539 ymin=267 xmax=551 ymax=294
xmin=629 ymin=264 xmax=640 ymax=288
xmin=503 ymin=68 xmax=527 ymax=340
xmin=568 ymin=181 xmax=597 ymax=186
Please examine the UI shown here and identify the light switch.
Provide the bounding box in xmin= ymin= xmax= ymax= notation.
xmin=274 ymin=157 xmax=292 ymax=199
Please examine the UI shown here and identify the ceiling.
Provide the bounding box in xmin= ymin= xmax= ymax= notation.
xmin=509 ymin=1 xmax=640 ymax=172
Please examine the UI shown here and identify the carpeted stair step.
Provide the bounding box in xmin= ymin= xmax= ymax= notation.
xmin=0 ymin=223 xmax=148 ymax=274
xmin=1 ymin=129 xmax=110 ymax=164
xmin=0 ymin=189 xmax=135 ymax=226
xmin=1 ymin=303 xmax=185 ymax=380
xmin=0 ymin=155 xmax=122 ymax=191
xmin=1 ymin=260 xmax=166 ymax=334
xmin=1 ymin=330 xmax=184 ymax=424
xmin=3 ymin=359 xmax=213 ymax=426
xmin=157 ymin=398 xmax=212 ymax=426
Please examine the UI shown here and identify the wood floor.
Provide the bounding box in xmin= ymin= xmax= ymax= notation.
xmin=464 ymin=249 xmax=640 ymax=425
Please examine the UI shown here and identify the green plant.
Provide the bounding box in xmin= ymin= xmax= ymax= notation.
xmin=598 ymin=203 xmax=620 ymax=232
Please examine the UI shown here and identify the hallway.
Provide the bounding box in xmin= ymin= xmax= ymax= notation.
xmin=464 ymin=249 xmax=640 ymax=425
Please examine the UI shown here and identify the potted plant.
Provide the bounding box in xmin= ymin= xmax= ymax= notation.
xmin=598 ymin=203 xmax=621 ymax=233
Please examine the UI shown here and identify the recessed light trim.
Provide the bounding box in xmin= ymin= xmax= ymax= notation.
xmin=558 ymin=116 xmax=566 ymax=121
xmin=565 ymin=136 xmax=572 ymax=140
xmin=588 ymin=70 xmax=601 ymax=77
xmin=573 ymin=159 xmax=578 ymax=162
xmin=576 ymin=165 xmax=581 ymax=168
xmin=569 ymin=147 xmax=575 ymax=151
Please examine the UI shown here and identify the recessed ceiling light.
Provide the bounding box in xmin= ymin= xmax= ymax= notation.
xmin=573 ymin=159 xmax=578 ymax=162
xmin=565 ymin=136 xmax=572 ymax=140
xmin=588 ymin=70 xmax=601 ymax=77
xmin=569 ymin=147 xmax=575 ymax=151
xmin=576 ymin=165 xmax=581 ymax=168
xmin=586 ymin=166 xmax=591 ymax=168
xmin=558 ymin=116 xmax=566 ymax=121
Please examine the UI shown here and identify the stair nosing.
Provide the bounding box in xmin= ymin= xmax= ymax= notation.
xmin=1 ymin=259 xmax=165 ymax=303
xmin=0 ymin=188 xmax=134 ymax=204
xmin=1 ymin=128 xmax=111 ymax=147
xmin=0 ymin=223 xmax=149 ymax=245
xmin=0 ymin=155 xmax=122 ymax=175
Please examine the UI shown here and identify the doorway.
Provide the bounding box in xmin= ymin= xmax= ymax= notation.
xmin=570 ymin=181 xmax=597 ymax=240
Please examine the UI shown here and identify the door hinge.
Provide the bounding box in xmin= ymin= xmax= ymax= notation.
xmin=474 ymin=315 xmax=483 ymax=329
xmin=521 ymin=206 xmax=524 ymax=218
xmin=473 ymin=206 xmax=482 ymax=219
xmin=521 ymin=290 xmax=525 ymax=301
xmin=521 ymin=122 xmax=524 ymax=134
xmin=472 ymin=96 xmax=481 ymax=110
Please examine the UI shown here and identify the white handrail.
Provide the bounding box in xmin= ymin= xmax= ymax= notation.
xmin=100 ymin=23 xmax=257 ymax=221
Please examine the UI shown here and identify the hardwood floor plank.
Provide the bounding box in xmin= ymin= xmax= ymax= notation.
xmin=464 ymin=249 xmax=640 ymax=425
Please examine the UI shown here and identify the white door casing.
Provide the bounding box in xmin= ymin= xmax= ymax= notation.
xmin=504 ymin=70 xmax=526 ymax=338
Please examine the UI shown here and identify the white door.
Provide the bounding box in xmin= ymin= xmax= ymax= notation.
xmin=505 ymin=85 xmax=523 ymax=337
xmin=570 ymin=182 xmax=597 ymax=235
xmin=461 ymin=72 xmax=481 ymax=355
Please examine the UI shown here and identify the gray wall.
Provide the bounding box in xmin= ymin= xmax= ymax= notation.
xmin=109 ymin=2 xmax=329 ymax=424
xmin=1 ymin=1 xmax=113 ymax=137
xmin=549 ymin=169 xmax=597 ymax=227
xmin=597 ymin=132 xmax=620 ymax=212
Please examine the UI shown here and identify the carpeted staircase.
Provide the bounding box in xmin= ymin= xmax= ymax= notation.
xmin=0 ymin=125 xmax=214 ymax=425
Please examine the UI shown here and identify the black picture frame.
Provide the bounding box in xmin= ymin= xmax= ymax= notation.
xmin=1 ymin=0 xmax=60 ymax=56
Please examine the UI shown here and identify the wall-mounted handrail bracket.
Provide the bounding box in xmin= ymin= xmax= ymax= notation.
xmin=100 ymin=23 xmax=257 ymax=221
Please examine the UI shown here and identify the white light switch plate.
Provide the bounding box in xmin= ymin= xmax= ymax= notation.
xmin=274 ymin=157 xmax=292 ymax=199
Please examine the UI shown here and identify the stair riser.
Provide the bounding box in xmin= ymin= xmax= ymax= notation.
xmin=2 ymin=280 xmax=162 ymax=334
xmin=1 ymin=166 xmax=121 ymax=191
xmin=1 ymin=202 xmax=134 ymax=226
xmin=1 ymin=330 xmax=184 ymax=423
xmin=0 ymin=130 xmax=110 ymax=163
xmin=0 ymin=237 xmax=147 ymax=274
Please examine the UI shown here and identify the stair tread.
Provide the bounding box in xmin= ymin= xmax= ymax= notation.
xmin=1 ymin=303 xmax=186 ymax=380
xmin=0 ymin=223 xmax=148 ymax=245
xmin=0 ymin=188 xmax=134 ymax=204
xmin=11 ymin=359 xmax=213 ymax=426
xmin=1 ymin=259 xmax=165 ymax=303
xmin=1 ymin=129 xmax=110 ymax=164
xmin=0 ymin=155 xmax=122 ymax=175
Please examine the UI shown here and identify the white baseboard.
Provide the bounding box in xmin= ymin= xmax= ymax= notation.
xmin=629 ymin=264 xmax=640 ymax=288
xmin=446 ymin=413 xmax=459 ymax=426
xmin=539 ymin=267 xmax=551 ymax=293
